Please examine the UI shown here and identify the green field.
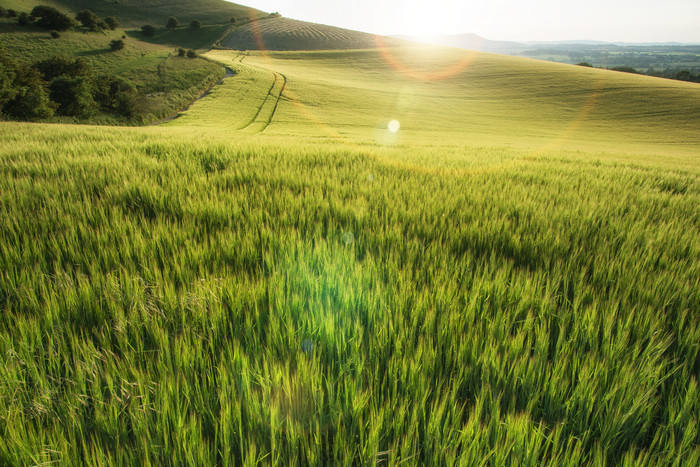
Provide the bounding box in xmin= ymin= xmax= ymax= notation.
xmin=1 ymin=27 xmax=700 ymax=467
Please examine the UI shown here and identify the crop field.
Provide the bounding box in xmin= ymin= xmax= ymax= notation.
xmin=1 ymin=40 xmax=699 ymax=466
xmin=219 ymin=17 xmax=408 ymax=51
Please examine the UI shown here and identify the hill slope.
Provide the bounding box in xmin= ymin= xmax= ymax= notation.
xmin=219 ymin=16 xmax=409 ymax=51
xmin=0 ymin=0 xmax=266 ymax=26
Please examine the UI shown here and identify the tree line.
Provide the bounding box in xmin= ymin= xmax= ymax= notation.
xmin=0 ymin=48 xmax=138 ymax=121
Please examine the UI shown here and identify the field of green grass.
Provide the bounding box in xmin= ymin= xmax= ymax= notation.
xmin=1 ymin=37 xmax=699 ymax=466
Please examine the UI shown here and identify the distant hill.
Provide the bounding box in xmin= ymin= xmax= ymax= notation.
xmin=219 ymin=17 xmax=410 ymax=51
xmin=0 ymin=0 xmax=267 ymax=27
xmin=394 ymin=33 xmax=527 ymax=53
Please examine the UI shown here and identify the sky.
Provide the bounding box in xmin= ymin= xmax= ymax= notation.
xmin=231 ymin=0 xmax=700 ymax=43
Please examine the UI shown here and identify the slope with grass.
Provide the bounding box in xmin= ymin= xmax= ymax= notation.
xmin=1 ymin=26 xmax=699 ymax=467
xmin=219 ymin=16 xmax=410 ymax=51
xmin=0 ymin=0 xmax=266 ymax=27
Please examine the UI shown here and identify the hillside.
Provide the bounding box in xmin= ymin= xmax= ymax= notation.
xmin=219 ymin=16 xmax=410 ymax=51
xmin=0 ymin=0 xmax=267 ymax=26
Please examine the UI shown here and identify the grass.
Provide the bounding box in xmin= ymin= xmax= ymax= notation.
xmin=0 ymin=44 xmax=699 ymax=465
xmin=0 ymin=0 xmax=266 ymax=27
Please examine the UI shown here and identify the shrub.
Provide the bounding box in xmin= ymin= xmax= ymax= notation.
xmin=230 ymin=17 xmax=237 ymax=24
xmin=141 ymin=24 xmax=156 ymax=37
xmin=50 ymin=30 xmax=61 ymax=39
xmin=30 ymin=5 xmax=74 ymax=31
xmin=2 ymin=61 xmax=56 ymax=120
xmin=104 ymin=16 xmax=119 ymax=30
xmin=35 ymin=55 xmax=90 ymax=81
xmin=17 ymin=12 xmax=29 ymax=26
xmin=49 ymin=75 xmax=96 ymax=117
xmin=186 ymin=49 xmax=197 ymax=59
xmin=94 ymin=76 xmax=138 ymax=116
xmin=6 ymin=9 xmax=17 ymax=18
xmin=75 ymin=9 xmax=102 ymax=31
xmin=166 ymin=16 xmax=178 ymax=30
xmin=0 ymin=7 xmax=6 ymax=17
xmin=576 ymin=62 xmax=593 ymax=67
xmin=178 ymin=48 xmax=186 ymax=57
xmin=190 ymin=20 xmax=201 ymax=30
xmin=109 ymin=39 xmax=125 ymax=51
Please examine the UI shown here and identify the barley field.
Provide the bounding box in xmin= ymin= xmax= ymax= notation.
xmin=0 ymin=44 xmax=699 ymax=465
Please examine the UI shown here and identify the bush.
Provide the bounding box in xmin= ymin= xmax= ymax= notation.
xmin=141 ymin=24 xmax=156 ymax=37
xmin=94 ymin=76 xmax=138 ymax=117
xmin=30 ymin=5 xmax=74 ymax=31
xmin=50 ymin=30 xmax=61 ymax=39
xmin=190 ymin=20 xmax=201 ymax=30
xmin=230 ymin=17 xmax=237 ymax=24
xmin=17 ymin=12 xmax=29 ymax=26
xmin=186 ymin=49 xmax=197 ymax=59
xmin=6 ymin=9 xmax=17 ymax=18
xmin=576 ymin=62 xmax=593 ymax=67
xmin=35 ymin=56 xmax=90 ymax=81
xmin=110 ymin=39 xmax=125 ymax=51
xmin=49 ymin=75 xmax=96 ymax=117
xmin=178 ymin=48 xmax=186 ymax=57
xmin=166 ymin=16 xmax=178 ymax=30
xmin=0 ymin=7 xmax=6 ymax=17
xmin=104 ymin=16 xmax=119 ymax=30
xmin=75 ymin=9 xmax=102 ymax=31
xmin=2 ymin=61 xmax=56 ymax=120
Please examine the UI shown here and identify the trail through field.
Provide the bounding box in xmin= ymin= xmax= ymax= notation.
xmin=239 ymin=70 xmax=287 ymax=133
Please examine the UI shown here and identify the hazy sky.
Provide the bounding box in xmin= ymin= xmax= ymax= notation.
xmin=232 ymin=0 xmax=700 ymax=43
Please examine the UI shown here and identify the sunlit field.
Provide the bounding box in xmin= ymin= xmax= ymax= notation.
xmin=1 ymin=43 xmax=699 ymax=465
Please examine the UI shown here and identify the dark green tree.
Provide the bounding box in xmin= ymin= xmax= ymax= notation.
xmin=104 ymin=16 xmax=119 ymax=30
xmin=110 ymin=39 xmax=125 ymax=51
xmin=30 ymin=6 xmax=74 ymax=31
xmin=186 ymin=49 xmax=197 ymax=58
xmin=49 ymin=75 xmax=96 ymax=117
xmin=75 ymin=9 xmax=102 ymax=31
xmin=166 ymin=16 xmax=178 ymax=30
xmin=17 ymin=12 xmax=29 ymax=26
xmin=141 ymin=24 xmax=156 ymax=37
xmin=190 ymin=20 xmax=201 ymax=30
xmin=3 ymin=62 xmax=56 ymax=120
xmin=35 ymin=55 xmax=90 ymax=81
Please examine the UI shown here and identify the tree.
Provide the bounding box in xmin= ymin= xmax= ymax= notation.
xmin=75 ymin=9 xmax=102 ymax=31
xmin=166 ymin=16 xmax=178 ymax=30
xmin=94 ymin=76 xmax=138 ymax=117
xmin=49 ymin=76 xmax=96 ymax=117
xmin=190 ymin=20 xmax=201 ymax=30
xmin=186 ymin=49 xmax=197 ymax=59
xmin=35 ymin=55 xmax=90 ymax=81
xmin=230 ymin=17 xmax=237 ymax=24
xmin=3 ymin=61 xmax=56 ymax=120
xmin=178 ymin=48 xmax=186 ymax=57
xmin=110 ymin=39 xmax=125 ymax=51
xmin=141 ymin=24 xmax=156 ymax=37
xmin=50 ymin=30 xmax=61 ymax=39
xmin=104 ymin=16 xmax=119 ymax=30
xmin=576 ymin=62 xmax=593 ymax=67
xmin=30 ymin=6 xmax=74 ymax=31
xmin=6 ymin=9 xmax=17 ymax=18
xmin=17 ymin=12 xmax=30 ymax=26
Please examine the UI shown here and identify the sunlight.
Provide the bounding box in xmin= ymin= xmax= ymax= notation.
xmin=388 ymin=120 xmax=401 ymax=133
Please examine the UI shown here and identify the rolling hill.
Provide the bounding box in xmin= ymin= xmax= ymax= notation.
xmin=219 ymin=16 xmax=410 ymax=51
xmin=0 ymin=0 xmax=267 ymax=26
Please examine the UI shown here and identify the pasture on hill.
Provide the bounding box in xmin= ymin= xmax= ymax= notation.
xmin=1 ymin=16 xmax=699 ymax=466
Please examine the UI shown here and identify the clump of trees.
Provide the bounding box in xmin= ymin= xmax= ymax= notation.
xmin=0 ymin=48 xmax=138 ymax=121
xmin=29 ymin=5 xmax=74 ymax=31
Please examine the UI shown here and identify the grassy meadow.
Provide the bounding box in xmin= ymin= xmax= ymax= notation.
xmin=1 ymin=40 xmax=699 ymax=466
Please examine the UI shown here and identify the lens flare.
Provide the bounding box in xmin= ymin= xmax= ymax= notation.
xmin=388 ymin=120 xmax=401 ymax=133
